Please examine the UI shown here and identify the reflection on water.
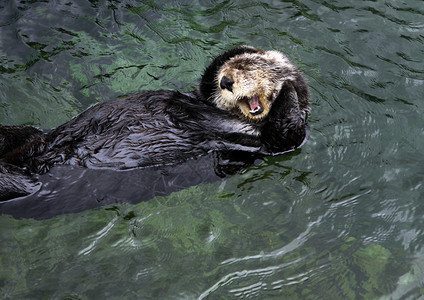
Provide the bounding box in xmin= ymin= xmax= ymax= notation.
xmin=1 ymin=0 xmax=424 ymax=299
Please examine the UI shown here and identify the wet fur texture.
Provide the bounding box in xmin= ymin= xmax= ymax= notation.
xmin=0 ymin=46 xmax=310 ymax=201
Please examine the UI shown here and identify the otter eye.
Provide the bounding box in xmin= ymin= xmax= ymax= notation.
xmin=220 ymin=76 xmax=234 ymax=92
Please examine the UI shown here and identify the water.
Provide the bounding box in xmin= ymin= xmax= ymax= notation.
xmin=1 ymin=0 xmax=423 ymax=298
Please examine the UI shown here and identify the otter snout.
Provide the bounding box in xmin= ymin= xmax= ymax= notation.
xmin=220 ymin=76 xmax=234 ymax=92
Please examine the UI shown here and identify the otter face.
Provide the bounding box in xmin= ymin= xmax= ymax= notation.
xmin=213 ymin=50 xmax=298 ymax=122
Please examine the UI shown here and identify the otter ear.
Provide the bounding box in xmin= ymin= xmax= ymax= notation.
xmin=198 ymin=46 xmax=263 ymax=101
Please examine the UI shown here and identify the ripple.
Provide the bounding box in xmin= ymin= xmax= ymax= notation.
xmin=1 ymin=0 xmax=423 ymax=299
xmin=0 ymin=1 xmax=21 ymax=28
xmin=78 ymin=216 xmax=119 ymax=256
xmin=198 ymin=259 xmax=304 ymax=300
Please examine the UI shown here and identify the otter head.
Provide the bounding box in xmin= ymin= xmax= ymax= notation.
xmin=199 ymin=46 xmax=301 ymax=122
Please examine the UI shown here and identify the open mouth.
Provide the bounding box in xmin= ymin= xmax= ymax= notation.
xmin=245 ymin=95 xmax=264 ymax=115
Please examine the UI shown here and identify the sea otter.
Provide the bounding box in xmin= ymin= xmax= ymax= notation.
xmin=0 ymin=45 xmax=310 ymax=202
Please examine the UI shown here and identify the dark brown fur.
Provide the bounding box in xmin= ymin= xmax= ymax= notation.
xmin=0 ymin=46 xmax=310 ymax=201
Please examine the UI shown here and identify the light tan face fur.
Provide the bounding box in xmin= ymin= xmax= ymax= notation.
xmin=214 ymin=50 xmax=296 ymax=122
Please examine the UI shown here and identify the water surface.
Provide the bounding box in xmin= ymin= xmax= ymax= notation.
xmin=1 ymin=0 xmax=424 ymax=299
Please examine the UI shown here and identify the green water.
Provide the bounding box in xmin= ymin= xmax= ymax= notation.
xmin=1 ymin=0 xmax=424 ymax=298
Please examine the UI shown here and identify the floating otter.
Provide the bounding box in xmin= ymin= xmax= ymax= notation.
xmin=0 ymin=46 xmax=310 ymax=202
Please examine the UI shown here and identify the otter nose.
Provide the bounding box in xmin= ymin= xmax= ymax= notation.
xmin=220 ymin=76 xmax=234 ymax=92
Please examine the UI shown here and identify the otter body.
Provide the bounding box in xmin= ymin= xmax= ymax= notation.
xmin=0 ymin=46 xmax=310 ymax=201
xmin=27 ymin=90 xmax=263 ymax=172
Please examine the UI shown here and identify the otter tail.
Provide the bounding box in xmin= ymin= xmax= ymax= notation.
xmin=0 ymin=125 xmax=43 ymax=157
xmin=0 ymin=125 xmax=45 ymax=201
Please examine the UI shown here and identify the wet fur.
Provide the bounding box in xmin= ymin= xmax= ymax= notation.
xmin=0 ymin=46 xmax=310 ymax=201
